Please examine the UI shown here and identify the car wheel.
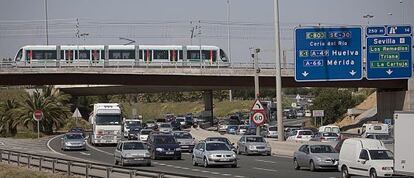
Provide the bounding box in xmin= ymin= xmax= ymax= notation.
xmin=231 ymin=160 xmax=238 ymax=168
xmin=203 ymin=157 xmax=209 ymax=168
xmin=341 ymin=166 xmax=351 ymax=178
xmin=369 ymin=169 xmax=377 ymax=178
xmin=293 ymin=158 xmax=300 ymax=170
xmin=114 ymin=157 xmax=118 ymax=165
xmin=192 ymin=156 xmax=198 ymax=166
xmin=309 ymin=160 xmax=316 ymax=172
xmin=120 ymin=157 xmax=124 ymax=166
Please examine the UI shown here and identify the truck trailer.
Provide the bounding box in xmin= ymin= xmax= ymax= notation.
xmin=394 ymin=111 xmax=414 ymax=177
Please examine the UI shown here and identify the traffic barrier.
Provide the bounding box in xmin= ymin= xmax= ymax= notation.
xmin=0 ymin=148 xmax=208 ymax=178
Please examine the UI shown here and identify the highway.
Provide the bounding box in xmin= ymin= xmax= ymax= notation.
xmin=48 ymin=135 xmax=343 ymax=178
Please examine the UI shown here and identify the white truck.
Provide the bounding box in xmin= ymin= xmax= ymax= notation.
xmin=123 ymin=117 xmax=142 ymax=138
xmin=89 ymin=103 xmax=122 ymax=145
xmin=360 ymin=123 xmax=389 ymax=137
xmin=393 ymin=111 xmax=414 ymax=177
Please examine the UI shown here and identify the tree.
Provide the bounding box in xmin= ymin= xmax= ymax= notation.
xmin=14 ymin=86 xmax=71 ymax=134
xmin=0 ymin=99 xmax=20 ymax=136
xmin=310 ymin=88 xmax=357 ymax=125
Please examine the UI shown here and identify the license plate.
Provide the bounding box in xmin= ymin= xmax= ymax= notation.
xmin=221 ymin=158 xmax=229 ymax=161
xmin=166 ymin=151 xmax=174 ymax=155
xmin=134 ymin=158 xmax=143 ymax=161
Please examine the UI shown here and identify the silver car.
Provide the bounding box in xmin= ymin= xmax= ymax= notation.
xmin=192 ymin=141 xmax=237 ymax=168
xmin=139 ymin=129 xmax=152 ymax=142
xmin=293 ymin=143 xmax=339 ymax=171
xmin=114 ymin=141 xmax=151 ymax=166
xmin=236 ymin=135 xmax=271 ymax=156
xmin=172 ymin=131 xmax=195 ymax=152
xmin=61 ymin=133 xmax=86 ymax=151
xmin=159 ymin=123 xmax=173 ymax=133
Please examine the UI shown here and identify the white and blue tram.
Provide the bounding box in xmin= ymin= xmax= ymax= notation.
xmin=13 ymin=45 xmax=229 ymax=67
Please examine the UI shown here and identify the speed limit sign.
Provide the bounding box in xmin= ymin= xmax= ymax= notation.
xmin=251 ymin=111 xmax=266 ymax=126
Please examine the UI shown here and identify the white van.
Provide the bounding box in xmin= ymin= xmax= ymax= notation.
xmin=361 ymin=123 xmax=388 ymax=137
xmin=318 ymin=125 xmax=340 ymax=134
xmin=338 ymin=138 xmax=394 ymax=178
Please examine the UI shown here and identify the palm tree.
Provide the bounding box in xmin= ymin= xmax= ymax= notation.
xmin=15 ymin=86 xmax=71 ymax=134
xmin=0 ymin=99 xmax=20 ymax=136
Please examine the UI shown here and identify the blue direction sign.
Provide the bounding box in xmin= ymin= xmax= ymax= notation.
xmin=366 ymin=25 xmax=412 ymax=80
xmin=295 ymin=27 xmax=362 ymax=81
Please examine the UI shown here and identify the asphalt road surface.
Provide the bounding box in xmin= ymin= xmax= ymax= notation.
xmin=47 ymin=135 xmax=348 ymax=178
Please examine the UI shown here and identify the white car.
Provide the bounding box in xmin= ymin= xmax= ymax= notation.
xmin=265 ymin=126 xmax=278 ymax=138
xmin=139 ymin=129 xmax=152 ymax=141
xmin=339 ymin=138 xmax=394 ymax=178
xmin=287 ymin=130 xmax=314 ymax=141
xmin=236 ymin=125 xmax=249 ymax=135
xmin=158 ymin=123 xmax=173 ymax=133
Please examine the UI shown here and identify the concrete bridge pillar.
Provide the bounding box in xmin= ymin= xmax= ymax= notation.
xmin=203 ymin=90 xmax=214 ymax=125
xmin=403 ymin=77 xmax=414 ymax=111
xmin=375 ymin=89 xmax=406 ymax=122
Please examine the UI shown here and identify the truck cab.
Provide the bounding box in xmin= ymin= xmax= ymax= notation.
xmin=89 ymin=103 xmax=122 ymax=145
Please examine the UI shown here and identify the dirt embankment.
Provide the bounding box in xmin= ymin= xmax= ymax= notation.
xmin=336 ymin=92 xmax=376 ymax=128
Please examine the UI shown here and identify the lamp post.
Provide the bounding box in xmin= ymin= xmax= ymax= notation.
xmin=226 ymin=0 xmax=233 ymax=101
xmin=274 ymin=0 xmax=284 ymax=141
xmin=363 ymin=14 xmax=374 ymax=25
xmin=44 ymin=0 xmax=49 ymax=45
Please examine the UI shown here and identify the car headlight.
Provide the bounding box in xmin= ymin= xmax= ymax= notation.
xmin=124 ymin=153 xmax=132 ymax=158
xmin=155 ymin=148 xmax=164 ymax=152
xmin=65 ymin=142 xmax=72 ymax=146
xmin=232 ymin=153 xmax=236 ymax=157
xmin=316 ymin=157 xmax=322 ymax=162
xmin=249 ymin=145 xmax=256 ymax=150
xmin=144 ymin=152 xmax=151 ymax=157
xmin=208 ymin=154 xmax=214 ymax=158
xmin=82 ymin=141 xmax=86 ymax=145
xmin=266 ymin=143 xmax=271 ymax=148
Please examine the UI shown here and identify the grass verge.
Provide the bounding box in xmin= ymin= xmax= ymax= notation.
xmin=0 ymin=162 xmax=73 ymax=178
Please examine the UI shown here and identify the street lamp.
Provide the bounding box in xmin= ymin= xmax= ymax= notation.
xmin=363 ymin=14 xmax=374 ymax=25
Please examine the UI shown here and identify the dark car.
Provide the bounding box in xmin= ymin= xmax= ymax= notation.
xmin=128 ymin=127 xmax=141 ymax=140
xmin=68 ymin=127 xmax=86 ymax=138
xmin=147 ymin=133 xmax=181 ymax=160
xmin=170 ymin=120 xmax=182 ymax=131
xmin=185 ymin=114 xmax=194 ymax=126
xmin=228 ymin=115 xmax=241 ymax=125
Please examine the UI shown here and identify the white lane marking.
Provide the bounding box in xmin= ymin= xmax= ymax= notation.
xmin=191 ymin=168 xmax=200 ymax=171
xmin=234 ymin=176 xmax=245 ymax=178
xmin=85 ymin=142 xmax=114 ymax=156
xmin=255 ymin=159 xmax=277 ymax=164
xmin=252 ymin=167 xmax=278 ymax=172
xmin=222 ymin=173 xmax=232 ymax=176
xmin=181 ymin=167 xmax=190 ymax=170
xmin=201 ymin=170 xmax=210 ymax=173
xmin=210 ymin=172 xmax=220 ymax=175
xmin=80 ymin=152 xmax=91 ymax=156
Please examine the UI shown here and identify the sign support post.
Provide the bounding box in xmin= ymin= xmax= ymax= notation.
xmin=33 ymin=110 xmax=43 ymax=139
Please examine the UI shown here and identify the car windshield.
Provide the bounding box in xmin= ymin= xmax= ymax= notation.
xmin=174 ymin=132 xmax=192 ymax=139
xmin=246 ymin=137 xmax=265 ymax=142
xmin=129 ymin=127 xmax=140 ymax=132
xmin=207 ymin=138 xmax=230 ymax=145
xmin=176 ymin=118 xmax=185 ymax=122
xmin=154 ymin=136 xmax=176 ymax=144
xmin=123 ymin=142 xmax=145 ymax=150
xmin=66 ymin=134 xmax=83 ymax=140
xmin=206 ymin=143 xmax=230 ymax=151
xmin=96 ymin=114 xmax=121 ymax=125
xmin=322 ymin=133 xmax=338 ymax=137
xmin=70 ymin=128 xmax=83 ymax=132
xmin=310 ymin=145 xmax=336 ymax=153
xmin=160 ymin=124 xmax=171 ymax=128
xmin=126 ymin=121 xmax=141 ymax=128
xmin=228 ymin=126 xmax=238 ymax=129
xmin=239 ymin=126 xmax=248 ymax=129
xmin=141 ymin=130 xmax=151 ymax=135
xmin=374 ymin=134 xmax=390 ymax=140
xmin=369 ymin=150 xmax=393 ymax=160
xmin=299 ymin=131 xmax=313 ymax=135
xmin=269 ymin=127 xmax=277 ymax=131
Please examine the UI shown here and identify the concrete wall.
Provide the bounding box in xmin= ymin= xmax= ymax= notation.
xmin=403 ymin=77 xmax=414 ymax=111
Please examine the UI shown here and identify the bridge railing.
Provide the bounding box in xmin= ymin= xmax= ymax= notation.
xmin=0 ymin=148 xmax=207 ymax=178
xmin=0 ymin=60 xmax=295 ymax=70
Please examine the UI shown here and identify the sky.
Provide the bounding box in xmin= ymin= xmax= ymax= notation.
xmin=0 ymin=0 xmax=413 ymax=63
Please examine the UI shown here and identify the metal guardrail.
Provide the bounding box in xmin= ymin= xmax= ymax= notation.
xmin=0 ymin=148 xmax=208 ymax=178
xmin=0 ymin=60 xmax=295 ymax=70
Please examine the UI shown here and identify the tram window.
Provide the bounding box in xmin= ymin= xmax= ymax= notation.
xmin=179 ymin=50 xmax=183 ymax=59
xmin=170 ymin=50 xmax=178 ymax=61
xmin=100 ymin=50 xmax=105 ymax=59
xmin=109 ymin=50 xmax=121 ymax=59
xmin=121 ymin=50 xmax=135 ymax=59
xmin=15 ymin=49 xmax=23 ymax=61
xmin=65 ymin=50 xmax=74 ymax=60
xmin=76 ymin=50 xmax=90 ymax=59
xmin=187 ymin=50 xmax=200 ymax=59
xmin=154 ymin=50 xmax=168 ymax=59
xmin=220 ymin=49 xmax=228 ymax=62
xmin=29 ymin=50 xmax=56 ymax=60
xmin=60 ymin=51 xmax=64 ymax=60
xmin=139 ymin=50 xmax=143 ymax=59
xmin=143 ymin=50 xmax=153 ymax=62
xmin=202 ymin=50 xmax=217 ymax=61
xmin=91 ymin=50 xmax=100 ymax=60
